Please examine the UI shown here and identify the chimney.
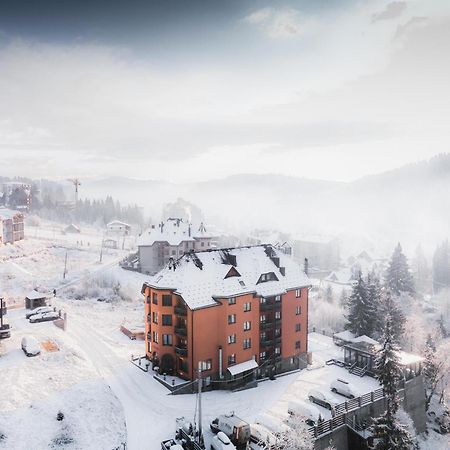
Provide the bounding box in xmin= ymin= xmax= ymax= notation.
xmin=188 ymin=223 xmax=191 ymax=237
xmin=304 ymin=258 xmax=309 ymax=276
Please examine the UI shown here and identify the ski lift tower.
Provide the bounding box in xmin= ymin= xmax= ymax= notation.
xmin=67 ymin=178 xmax=81 ymax=210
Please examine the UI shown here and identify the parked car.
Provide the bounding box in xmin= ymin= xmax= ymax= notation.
xmin=249 ymin=424 xmax=278 ymax=449
xmin=308 ymin=389 xmax=339 ymax=410
xmin=29 ymin=311 xmax=59 ymax=323
xmin=160 ymin=439 xmax=183 ymax=450
xmin=26 ymin=306 xmax=53 ymax=319
xmin=288 ymin=400 xmax=322 ymax=426
xmin=330 ymin=379 xmax=357 ymax=399
xmin=211 ymin=432 xmax=236 ymax=450
xmin=21 ymin=336 xmax=41 ymax=356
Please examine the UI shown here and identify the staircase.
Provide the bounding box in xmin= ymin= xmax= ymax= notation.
xmin=349 ymin=364 xmax=367 ymax=377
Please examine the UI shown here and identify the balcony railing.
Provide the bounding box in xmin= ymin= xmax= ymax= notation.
xmin=260 ymin=303 xmax=274 ymax=311
xmin=260 ymin=320 xmax=275 ymax=329
xmin=260 ymin=338 xmax=274 ymax=347
xmin=174 ymin=305 xmax=187 ymax=316
xmin=175 ymin=326 xmax=187 ymax=336
xmin=147 ymin=332 xmax=151 ymax=341
xmin=175 ymin=346 xmax=188 ymax=357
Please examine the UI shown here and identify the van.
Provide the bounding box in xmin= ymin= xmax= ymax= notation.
xmin=330 ymin=379 xmax=356 ymax=399
xmin=21 ymin=336 xmax=41 ymax=357
xmin=210 ymin=414 xmax=251 ymax=445
xmin=287 ymin=400 xmax=322 ymax=426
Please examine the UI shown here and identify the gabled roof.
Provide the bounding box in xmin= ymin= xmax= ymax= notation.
xmin=107 ymin=220 xmax=131 ymax=228
xmin=143 ymin=245 xmax=310 ymax=310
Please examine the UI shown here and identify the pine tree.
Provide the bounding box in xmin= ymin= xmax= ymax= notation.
xmin=339 ymin=289 xmax=348 ymax=308
xmin=412 ymin=245 xmax=429 ymax=294
xmin=380 ymin=290 xmax=405 ymax=344
xmin=423 ymin=334 xmax=444 ymax=411
xmin=325 ymin=285 xmax=334 ymax=303
xmin=345 ymin=273 xmax=376 ymax=337
xmin=385 ymin=243 xmax=415 ymax=296
xmin=432 ymin=240 xmax=450 ymax=293
xmin=369 ymin=314 xmax=417 ymax=449
xmin=367 ymin=271 xmax=383 ymax=337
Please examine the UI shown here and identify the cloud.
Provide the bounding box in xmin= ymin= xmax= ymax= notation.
xmin=395 ymin=16 xmax=429 ymax=39
xmin=372 ymin=1 xmax=407 ymax=23
xmin=243 ymin=7 xmax=315 ymax=39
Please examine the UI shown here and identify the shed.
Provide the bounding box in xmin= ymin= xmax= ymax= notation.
xmin=25 ymin=290 xmax=50 ymax=309
xmin=64 ymin=224 xmax=80 ymax=234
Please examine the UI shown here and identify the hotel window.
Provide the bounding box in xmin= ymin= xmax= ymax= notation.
xmin=200 ymin=359 xmax=212 ymax=371
xmin=152 ymin=312 xmax=158 ymax=324
xmin=296 ymin=306 xmax=301 ymax=315
xmin=260 ymin=351 xmax=266 ymax=360
xmin=228 ymin=297 xmax=236 ymax=305
xmin=275 ymin=328 xmax=281 ymax=337
xmin=228 ymin=354 xmax=236 ymax=365
xmin=260 ymin=332 xmax=266 ymax=341
xmin=260 ymin=297 xmax=266 ymax=304
xmin=275 ymin=347 xmax=281 ymax=355
xmin=295 ymin=340 xmax=301 ymax=349
xmin=146 ymin=296 xmax=151 ymax=304
xmin=228 ymin=314 xmax=236 ymax=324
xmin=275 ymin=311 xmax=281 ymax=320
xmin=162 ymin=295 xmax=172 ymax=306
xmin=162 ymin=334 xmax=173 ymax=346
xmin=295 ymin=289 xmax=301 ymax=298
xmin=295 ymin=323 xmax=301 ymax=332
xmin=201 ymin=242 xmax=205 ymax=247
xmin=243 ymin=338 xmax=252 ymax=349
xmin=243 ymin=302 xmax=251 ymax=312
xmin=260 ymin=315 xmax=266 ymax=323
xmin=243 ymin=321 xmax=251 ymax=331
xmin=275 ymin=295 xmax=281 ymax=302
xmin=162 ymin=314 xmax=172 ymax=326
xmin=152 ymin=293 xmax=158 ymax=305
xmin=228 ymin=334 xmax=236 ymax=344
xmin=152 ymin=331 xmax=158 ymax=344
xmin=171 ymin=250 xmax=176 ymax=256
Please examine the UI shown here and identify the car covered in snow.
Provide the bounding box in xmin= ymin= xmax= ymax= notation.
xmin=249 ymin=423 xmax=278 ymax=448
xmin=287 ymin=400 xmax=322 ymax=426
xmin=25 ymin=306 xmax=53 ymax=319
xmin=29 ymin=311 xmax=59 ymax=323
xmin=211 ymin=432 xmax=236 ymax=450
xmin=330 ymin=378 xmax=357 ymax=399
xmin=308 ymin=389 xmax=339 ymax=410
xmin=21 ymin=336 xmax=41 ymax=356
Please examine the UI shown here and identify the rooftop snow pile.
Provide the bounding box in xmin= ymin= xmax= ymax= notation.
xmin=144 ymin=245 xmax=310 ymax=309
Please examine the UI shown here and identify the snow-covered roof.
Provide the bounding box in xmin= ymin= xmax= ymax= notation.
xmin=350 ymin=335 xmax=379 ymax=346
xmin=325 ymin=268 xmax=356 ymax=285
xmin=137 ymin=219 xmax=213 ymax=247
xmin=26 ymin=289 xmax=51 ymax=300
xmin=0 ymin=208 xmax=23 ymax=220
xmin=144 ymin=245 xmax=310 ymax=310
xmin=227 ymin=358 xmax=258 ymax=376
xmin=107 ymin=220 xmax=131 ymax=228
xmin=333 ymin=330 xmax=356 ymax=341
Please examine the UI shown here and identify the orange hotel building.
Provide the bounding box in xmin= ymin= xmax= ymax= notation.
xmin=142 ymin=244 xmax=310 ymax=390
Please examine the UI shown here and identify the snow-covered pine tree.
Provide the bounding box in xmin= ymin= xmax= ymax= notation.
xmin=345 ymin=272 xmax=376 ymax=337
xmin=423 ymin=333 xmax=444 ymax=411
xmin=278 ymin=414 xmax=315 ymax=450
xmin=385 ymin=243 xmax=415 ymax=296
xmin=432 ymin=240 xmax=450 ymax=293
xmin=325 ymin=285 xmax=334 ymax=303
xmin=339 ymin=288 xmax=348 ymax=308
xmin=380 ymin=289 xmax=405 ymax=344
xmin=367 ymin=271 xmax=383 ymax=337
xmin=369 ymin=314 xmax=418 ymax=449
xmin=412 ymin=244 xmax=430 ymax=294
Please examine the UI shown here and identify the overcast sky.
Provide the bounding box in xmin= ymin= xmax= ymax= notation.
xmin=0 ymin=0 xmax=449 ymax=182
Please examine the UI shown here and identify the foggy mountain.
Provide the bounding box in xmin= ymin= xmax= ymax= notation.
xmin=80 ymin=154 xmax=450 ymax=251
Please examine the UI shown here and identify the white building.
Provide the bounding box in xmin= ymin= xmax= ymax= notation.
xmin=137 ymin=218 xmax=215 ymax=274
xmin=106 ymin=220 xmax=131 ymax=236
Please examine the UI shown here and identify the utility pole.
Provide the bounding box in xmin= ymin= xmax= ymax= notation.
xmin=63 ymin=251 xmax=68 ymax=279
xmin=99 ymin=234 xmax=104 ymax=263
xmin=197 ymin=361 xmax=203 ymax=445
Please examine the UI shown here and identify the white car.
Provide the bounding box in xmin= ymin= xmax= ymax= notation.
xmin=29 ymin=311 xmax=59 ymax=323
xmin=26 ymin=306 xmax=53 ymax=319
xmin=330 ymin=379 xmax=357 ymax=399
xmin=21 ymin=336 xmax=41 ymax=357
xmin=288 ymin=400 xmax=322 ymax=426
xmin=211 ymin=432 xmax=236 ymax=450
xmin=308 ymin=389 xmax=339 ymax=410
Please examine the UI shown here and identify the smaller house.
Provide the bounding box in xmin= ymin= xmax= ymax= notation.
xmin=103 ymin=238 xmax=118 ymax=249
xmin=333 ymin=330 xmax=356 ymax=346
xmin=107 ymin=220 xmax=131 ymax=236
xmin=64 ymin=224 xmax=80 ymax=234
xmin=25 ymin=290 xmax=51 ymax=309
xmin=325 ymin=268 xmax=358 ymax=287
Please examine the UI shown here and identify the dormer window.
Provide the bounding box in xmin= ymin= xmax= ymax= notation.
xmin=257 ymin=272 xmax=279 ymax=284
xmin=224 ymin=266 xmax=241 ymax=279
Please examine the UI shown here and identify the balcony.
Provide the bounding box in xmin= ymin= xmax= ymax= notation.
xmin=260 ymin=338 xmax=274 ymax=347
xmin=274 ymin=336 xmax=282 ymax=345
xmin=175 ymin=346 xmax=188 ymax=357
xmin=174 ymin=305 xmax=187 ymax=316
xmin=260 ymin=320 xmax=275 ymax=330
xmin=147 ymin=332 xmax=151 ymax=341
xmin=147 ymin=314 xmax=152 ymax=323
xmin=175 ymin=326 xmax=187 ymax=336
xmin=260 ymin=303 xmax=274 ymax=311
